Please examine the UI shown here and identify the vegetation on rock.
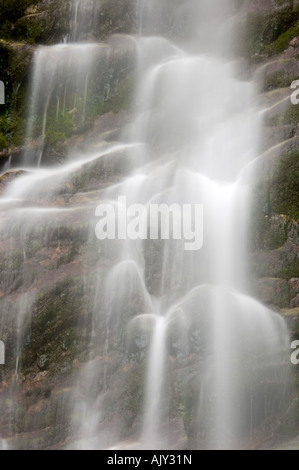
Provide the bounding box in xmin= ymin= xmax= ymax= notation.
xmin=237 ymin=1 xmax=299 ymax=61
xmin=271 ymin=150 xmax=299 ymax=220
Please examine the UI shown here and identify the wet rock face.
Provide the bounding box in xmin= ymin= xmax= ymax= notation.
xmin=0 ymin=0 xmax=137 ymax=168
xmin=0 ymin=0 xmax=299 ymax=451
xmin=0 ymin=1 xmax=138 ymax=45
xmin=262 ymin=59 xmax=299 ymax=92
xmin=248 ymin=0 xmax=299 ymax=314
xmin=235 ymin=0 xmax=299 ymax=61
xmin=91 ymin=0 xmax=138 ymax=40
xmin=233 ymin=1 xmax=299 ymax=443
xmin=252 ymin=215 xmax=299 ymax=308
xmin=248 ymin=7 xmax=299 ymax=437
xmin=241 ymin=0 xmax=274 ymax=13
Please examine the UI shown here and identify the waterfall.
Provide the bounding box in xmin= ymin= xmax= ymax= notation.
xmin=19 ymin=0 xmax=121 ymax=168
xmin=0 ymin=0 xmax=291 ymax=450
xmin=22 ymin=43 xmax=110 ymax=167
xmin=69 ymin=0 xmax=100 ymax=42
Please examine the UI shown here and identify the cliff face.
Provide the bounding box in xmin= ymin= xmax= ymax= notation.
xmin=0 ymin=0 xmax=299 ymax=450
xmin=240 ymin=0 xmax=299 ymax=444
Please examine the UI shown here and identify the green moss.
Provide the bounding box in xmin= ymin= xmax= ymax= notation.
xmin=8 ymin=250 xmax=24 ymax=270
xmin=281 ymin=307 xmax=299 ymax=317
xmin=13 ymin=16 xmax=44 ymax=44
xmin=0 ymin=15 xmax=135 ymax=153
xmin=0 ymin=131 xmax=8 ymax=150
xmin=282 ymin=104 xmax=299 ymax=126
xmin=0 ymin=0 xmax=39 ymax=25
xmin=251 ymin=179 xmax=272 ymax=250
xmin=0 ymin=1 xmax=69 ymax=44
xmin=56 ymin=244 xmax=80 ymax=268
xmin=267 ymin=101 xmax=299 ymax=128
xmin=237 ymin=3 xmax=299 ymax=60
xmin=10 ymin=116 xmax=26 ymax=146
xmin=26 ymin=239 xmax=42 ymax=258
xmin=88 ymin=75 xmax=134 ymax=119
xmin=27 ymin=73 xmax=133 ymax=150
xmin=277 ymin=259 xmax=299 ymax=279
xmin=24 ymin=107 xmax=74 ymax=149
xmin=0 ymin=250 xmax=24 ymax=271
xmin=274 ymin=22 xmax=299 ymax=53
xmin=271 ymin=150 xmax=299 ymax=220
xmin=45 ymin=110 xmax=73 ymax=145
xmin=0 ymin=42 xmax=33 ymax=150
xmin=108 ymin=76 xmax=134 ymax=114
xmin=238 ymin=12 xmax=269 ymax=58
xmin=264 ymin=220 xmax=289 ymax=250
xmin=0 ymin=112 xmax=26 ymax=149
xmin=0 ymin=2 xmax=47 ymax=44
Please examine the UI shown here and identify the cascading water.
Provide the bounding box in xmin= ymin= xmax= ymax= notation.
xmin=70 ymin=0 xmax=100 ymax=42
xmin=22 ymin=43 xmax=109 ymax=167
xmin=19 ymin=0 xmax=128 ymax=168
xmin=0 ymin=0 xmax=292 ymax=450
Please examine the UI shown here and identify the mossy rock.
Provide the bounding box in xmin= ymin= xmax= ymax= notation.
xmin=236 ymin=3 xmax=299 ymax=60
xmin=263 ymin=215 xmax=289 ymax=250
xmin=251 ymin=177 xmax=272 ymax=250
xmin=0 ymin=41 xmax=33 ymax=151
xmin=0 ymin=1 xmax=69 ymax=45
xmin=261 ymin=58 xmax=299 ymax=92
xmin=263 ymin=69 xmax=299 ymax=92
xmin=13 ymin=15 xmax=44 ymax=45
xmin=277 ymin=259 xmax=299 ymax=279
xmin=20 ymin=277 xmax=92 ymax=374
xmin=271 ymin=150 xmax=299 ymax=220
xmin=282 ymin=105 xmax=299 ymax=127
xmin=0 ymin=0 xmax=40 ymax=26
xmin=103 ymin=76 xmax=134 ymax=115
xmin=122 ymin=363 xmax=145 ymax=425
xmin=274 ymin=22 xmax=299 ymax=53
